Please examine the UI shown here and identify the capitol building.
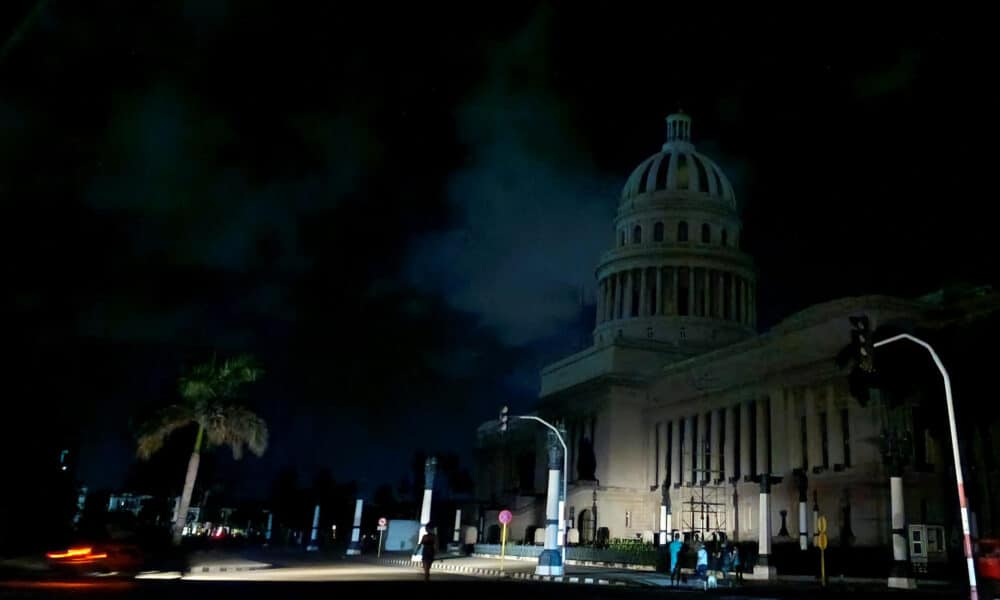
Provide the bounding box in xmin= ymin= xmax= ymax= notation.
xmin=474 ymin=112 xmax=997 ymax=577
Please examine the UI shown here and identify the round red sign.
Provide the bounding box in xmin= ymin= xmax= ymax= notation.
xmin=378 ymin=517 xmax=388 ymax=527
xmin=498 ymin=510 xmax=513 ymax=524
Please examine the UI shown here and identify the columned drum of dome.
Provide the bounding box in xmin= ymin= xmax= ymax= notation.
xmin=593 ymin=113 xmax=756 ymax=353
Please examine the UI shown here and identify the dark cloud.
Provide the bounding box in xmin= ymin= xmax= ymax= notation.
xmin=406 ymin=10 xmax=617 ymax=346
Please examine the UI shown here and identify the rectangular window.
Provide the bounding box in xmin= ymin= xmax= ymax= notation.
xmin=703 ymin=414 xmax=711 ymax=482
xmin=654 ymin=423 xmax=661 ymax=485
xmin=666 ymin=423 xmax=673 ymax=485
xmin=733 ymin=408 xmax=741 ymax=480
xmin=691 ymin=418 xmax=699 ymax=483
xmin=819 ymin=412 xmax=829 ymax=470
xmin=678 ymin=268 xmax=690 ymax=316
xmin=800 ymin=415 xmax=808 ymax=471
xmin=719 ymin=410 xmax=726 ymax=482
xmin=765 ymin=398 xmax=772 ymax=474
xmin=749 ymin=401 xmax=757 ymax=477
xmin=840 ymin=408 xmax=851 ymax=467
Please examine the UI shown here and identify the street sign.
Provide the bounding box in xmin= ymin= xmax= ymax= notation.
xmin=498 ymin=510 xmax=512 ymax=525
xmin=378 ymin=517 xmax=387 ymax=528
xmin=818 ymin=514 xmax=828 ymax=587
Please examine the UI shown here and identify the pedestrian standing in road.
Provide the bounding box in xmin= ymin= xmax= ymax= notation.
xmin=420 ymin=526 xmax=437 ymax=581
xmin=668 ymin=533 xmax=683 ymax=585
xmin=720 ymin=542 xmax=731 ymax=582
xmin=696 ymin=543 xmax=709 ymax=583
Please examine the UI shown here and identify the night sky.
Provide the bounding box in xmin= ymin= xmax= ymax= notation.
xmin=3 ymin=4 xmax=997 ymax=501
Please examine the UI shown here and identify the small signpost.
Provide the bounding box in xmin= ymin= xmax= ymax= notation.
xmin=377 ymin=517 xmax=388 ymax=558
xmin=817 ymin=514 xmax=828 ymax=587
xmin=498 ymin=510 xmax=513 ymax=572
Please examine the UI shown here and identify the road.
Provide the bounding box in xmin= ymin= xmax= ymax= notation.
xmin=0 ymin=555 xmax=977 ymax=599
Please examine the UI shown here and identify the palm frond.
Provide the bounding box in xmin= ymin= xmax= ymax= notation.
xmin=203 ymin=404 xmax=269 ymax=460
xmin=136 ymin=404 xmax=195 ymax=460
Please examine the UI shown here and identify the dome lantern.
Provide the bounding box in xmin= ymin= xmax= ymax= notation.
xmin=664 ymin=112 xmax=692 ymax=148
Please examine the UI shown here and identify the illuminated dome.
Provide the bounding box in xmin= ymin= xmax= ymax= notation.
xmin=620 ymin=112 xmax=735 ymax=209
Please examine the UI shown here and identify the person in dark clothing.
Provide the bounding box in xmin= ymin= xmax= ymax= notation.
xmin=420 ymin=526 xmax=437 ymax=581
xmin=668 ymin=533 xmax=683 ymax=585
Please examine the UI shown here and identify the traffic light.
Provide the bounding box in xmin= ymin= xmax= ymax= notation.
xmin=499 ymin=406 xmax=509 ymax=433
xmin=849 ymin=315 xmax=874 ymax=373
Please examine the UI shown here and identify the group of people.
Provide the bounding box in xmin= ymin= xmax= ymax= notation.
xmin=667 ymin=533 xmax=742 ymax=586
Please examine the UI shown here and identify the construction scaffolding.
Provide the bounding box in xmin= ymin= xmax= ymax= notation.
xmin=679 ymin=437 xmax=730 ymax=542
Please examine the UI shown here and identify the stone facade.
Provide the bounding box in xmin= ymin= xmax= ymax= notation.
xmin=475 ymin=113 xmax=997 ymax=565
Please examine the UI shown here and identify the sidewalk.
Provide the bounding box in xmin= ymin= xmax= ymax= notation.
xmin=365 ymin=554 xmax=627 ymax=586
xmin=371 ymin=554 xmax=969 ymax=597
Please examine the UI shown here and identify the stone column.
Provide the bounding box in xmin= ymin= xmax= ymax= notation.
xmin=729 ymin=274 xmax=737 ymax=321
xmin=770 ymin=390 xmax=788 ymax=476
xmin=710 ymin=408 xmax=722 ymax=482
xmin=347 ymin=499 xmax=363 ymax=555
xmin=756 ymin=396 xmax=769 ymax=476
xmin=412 ymin=457 xmax=437 ymax=561
xmin=740 ymin=401 xmax=752 ymax=480
xmin=655 ymin=267 xmax=663 ymax=316
xmin=703 ymin=268 xmax=711 ymax=316
xmin=687 ymin=268 xmax=695 ymax=317
xmin=611 ymin=273 xmax=623 ymax=320
xmin=716 ymin=271 xmax=725 ymax=318
xmin=307 ymin=504 xmax=321 ymax=551
xmin=670 ymin=267 xmax=679 ymax=315
xmin=670 ymin=419 xmax=681 ymax=487
xmin=450 ymin=508 xmax=462 ymax=551
xmin=888 ymin=473 xmax=916 ymax=588
xmin=787 ymin=389 xmax=803 ymax=473
xmin=624 ymin=269 xmax=635 ymax=318
xmin=805 ymin=388 xmax=822 ymax=472
xmin=659 ymin=483 xmax=671 ymax=545
xmin=537 ymin=431 xmax=564 ymax=576
xmin=795 ymin=471 xmax=809 ymax=551
xmin=683 ymin=415 xmax=695 ymax=485
xmin=724 ymin=405 xmax=736 ymax=482
xmin=827 ymin=383 xmax=845 ymax=469
xmin=638 ymin=268 xmax=647 ymax=316
xmin=606 ymin=278 xmax=614 ymax=322
xmin=595 ymin=280 xmax=605 ymax=325
xmin=754 ymin=474 xmax=777 ymax=579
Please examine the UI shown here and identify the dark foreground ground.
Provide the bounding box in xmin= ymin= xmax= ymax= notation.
xmin=0 ymin=577 xmax=987 ymax=600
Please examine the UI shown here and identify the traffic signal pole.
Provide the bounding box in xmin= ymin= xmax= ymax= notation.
xmin=872 ymin=333 xmax=978 ymax=600
xmin=498 ymin=407 xmax=568 ymax=571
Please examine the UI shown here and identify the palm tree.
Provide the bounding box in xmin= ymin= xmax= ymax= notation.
xmin=137 ymin=354 xmax=268 ymax=544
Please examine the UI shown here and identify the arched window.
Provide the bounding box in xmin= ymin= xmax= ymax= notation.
xmin=619 ymin=230 xmax=625 ymax=247
xmin=653 ymin=222 xmax=664 ymax=242
xmin=701 ymin=223 xmax=711 ymax=243
xmin=632 ymin=225 xmax=642 ymax=244
xmin=721 ymin=229 xmax=728 ymax=247
xmin=677 ymin=221 xmax=688 ymax=242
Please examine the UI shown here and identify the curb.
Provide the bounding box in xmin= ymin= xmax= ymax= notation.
xmin=189 ymin=563 xmax=272 ymax=574
xmin=366 ymin=558 xmax=627 ymax=586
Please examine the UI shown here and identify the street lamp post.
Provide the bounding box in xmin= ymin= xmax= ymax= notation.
xmin=502 ymin=412 xmax=568 ymax=572
xmin=872 ymin=333 xmax=978 ymax=600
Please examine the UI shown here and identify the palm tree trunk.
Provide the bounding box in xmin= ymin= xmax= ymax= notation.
xmin=173 ymin=424 xmax=204 ymax=545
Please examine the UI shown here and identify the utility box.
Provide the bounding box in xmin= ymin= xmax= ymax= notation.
xmin=908 ymin=524 xmax=947 ymax=573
